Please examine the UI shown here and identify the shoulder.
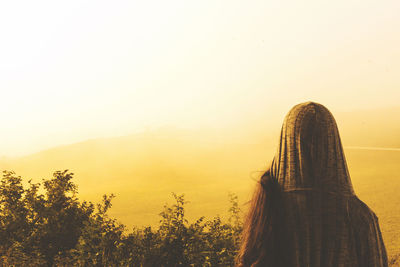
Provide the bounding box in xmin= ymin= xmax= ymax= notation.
xmin=349 ymin=196 xmax=378 ymax=223
xmin=348 ymin=196 xmax=380 ymax=234
xmin=350 ymin=196 xmax=377 ymax=215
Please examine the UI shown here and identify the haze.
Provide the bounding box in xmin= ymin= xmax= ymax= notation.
xmin=1 ymin=0 xmax=400 ymax=157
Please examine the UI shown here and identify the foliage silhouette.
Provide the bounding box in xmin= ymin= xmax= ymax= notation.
xmin=0 ymin=171 xmax=242 ymax=266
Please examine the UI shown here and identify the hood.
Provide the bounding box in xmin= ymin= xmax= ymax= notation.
xmin=270 ymin=102 xmax=354 ymax=195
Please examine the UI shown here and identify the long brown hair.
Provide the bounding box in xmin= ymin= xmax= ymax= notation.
xmin=236 ymin=169 xmax=288 ymax=267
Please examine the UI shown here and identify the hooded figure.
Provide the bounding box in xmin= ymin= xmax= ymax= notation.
xmin=237 ymin=102 xmax=387 ymax=267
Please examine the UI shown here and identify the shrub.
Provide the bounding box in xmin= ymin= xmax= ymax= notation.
xmin=0 ymin=170 xmax=242 ymax=266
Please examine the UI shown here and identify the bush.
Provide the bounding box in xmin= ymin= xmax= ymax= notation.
xmin=0 ymin=170 xmax=242 ymax=266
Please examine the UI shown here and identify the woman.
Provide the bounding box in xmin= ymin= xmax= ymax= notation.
xmin=236 ymin=102 xmax=388 ymax=267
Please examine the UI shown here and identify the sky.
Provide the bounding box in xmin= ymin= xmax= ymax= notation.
xmin=1 ymin=0 xmax=400 ymax=157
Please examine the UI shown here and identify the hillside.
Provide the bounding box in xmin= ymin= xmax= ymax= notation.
xmin=1 ymin=107 xmax=400 ymax=257
xmin=0 ymin=128 xmax=277 ymax=226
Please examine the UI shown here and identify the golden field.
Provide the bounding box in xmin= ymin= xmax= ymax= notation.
xmin=1 ymin=107 xmax=399 ymax=259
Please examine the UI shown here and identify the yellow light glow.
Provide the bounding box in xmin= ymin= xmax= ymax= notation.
xmin=1 ymin=0 xmax=400 ymax=156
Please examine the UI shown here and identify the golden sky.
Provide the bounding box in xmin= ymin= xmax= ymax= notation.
xmin=1 ymin=0 xmax=400 ymax=157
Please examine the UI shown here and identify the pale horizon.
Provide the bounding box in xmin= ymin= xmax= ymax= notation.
xmin=1 ymin=0 xmax=400 ymax=157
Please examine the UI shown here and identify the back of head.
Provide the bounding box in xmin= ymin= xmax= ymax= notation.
xmin=237 ymin=102 xmax=388 ymax=267
xmin=270 ymin=101 xmax=354 ymax=195
xmin=237 ymin=102 xmax=354 ymax=267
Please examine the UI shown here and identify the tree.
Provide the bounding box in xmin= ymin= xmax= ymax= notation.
xmin=0 ymin=171 xmax=32 ymax=265
xmin=72 ymin=194 xmax=125 ymax=266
